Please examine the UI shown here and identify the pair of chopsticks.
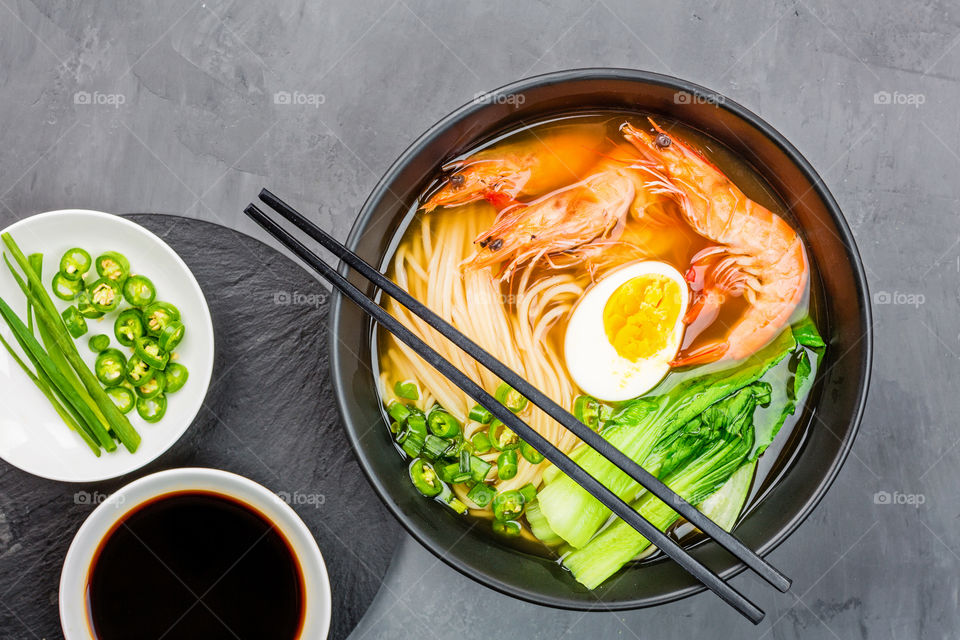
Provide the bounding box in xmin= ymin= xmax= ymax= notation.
xmin=245 ymin=189 xmax=790 ymax=623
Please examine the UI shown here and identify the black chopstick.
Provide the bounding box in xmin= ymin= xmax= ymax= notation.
xmin=258 ymin=189 xmax=791 ymax=594
xmin=244 ymin=202 xmax=766 ymax=623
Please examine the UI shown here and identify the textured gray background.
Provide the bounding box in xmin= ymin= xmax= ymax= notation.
xmin=0 ymin=1 xmax=956 ymax=638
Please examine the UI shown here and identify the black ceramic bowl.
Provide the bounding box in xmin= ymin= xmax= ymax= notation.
xmin=329 ymin=69 xmax=872 ymax=610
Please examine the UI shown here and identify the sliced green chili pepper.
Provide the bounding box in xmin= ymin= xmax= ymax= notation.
xmin=409 ymin=458 xmax=443 ymax=497
xmin=492 ymin=519 xmax=522 ymax=536
xmin=125 ymin=354 xmax=155 ymax=386
xmin=421 ymin=434 xmax=450 ymax=461
xmin=89 ymin=278 xmax=122 ymax=313
xmin=466 ymin=483 xmax=495 ymax=507
xmin=427 ymin=409 xmax=460 ymax=438
xmin=95 ymin=349 xmax=128 ymax=387
xmin=492 ymin=490 xmax=525 ymax=521
xmin=134 ymin=336 xmax=169 ymax=370
xmin=105 ymin=385 xmax=135 ymax=414
xmin=470 ymin=431 xmax=492 ymax=454
xmin=75 ymin=289 xmax=104 ymax=319
xmin=60 ymin=305 xmax=88 ymax=338
xmin=158 ymin=321 xmax=184 ymax=352
xmin=469 ymin=455 xmax=492 ymax=482
xmin=122 ymin=275 xmax=156 ymax=307
xmin=497 ymin=449 xmax=518 ymax=480
xmin=88 ymin=333 xmax=110 ymax=353
xmin=136 ymin=373 xmax=166 ymax=399
xmin=143 ymin=301 xmax=180 ymax=336
xmin=393 ymin=380 xmax=419 ymax=401
xmin=51 ymin=272 xmax=84 ymax=301
xmin=468 ymin=404 xmax=493 ymax=424
xmin=59 ymin=248 xmax=91 ymax=281
xmin=163 ymin=362 xmax=189 ymax=393
xmin=520 ymin=440 xmax=545 ymax=464
xmin=488 ymin=420 xmax=520 ymax=451
xmin=95 ymin=251 xmax=130 ymax=283
xmin=574 ymin=394 xmax=602 ymax=430
xmin=495 ymin=382 xmax=528 ymax=413
xmin=136 ymin=394 xmax=167 ymax=423
xmin=114 ymin=308 xmax=145 ymax=347
xmin=387 ymin=401 xmax=412 ymax=424
xmin=519 ymin=483 xmax=537 ymax=504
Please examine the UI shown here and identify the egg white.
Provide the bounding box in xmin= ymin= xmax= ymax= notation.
xmin=563 ymin=261 xmax=689 ymax=402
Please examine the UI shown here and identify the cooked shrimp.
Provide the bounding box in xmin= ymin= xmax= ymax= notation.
xmin=421 ymin=125 xmax=607 ymax=212
xmin=621 ymin=120 xmax=808 ymax=365
xmin=465 ymin=170 xmax=636 ymax=280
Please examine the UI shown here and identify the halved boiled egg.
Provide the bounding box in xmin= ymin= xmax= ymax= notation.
xmin=564 ymin=261 xmax=689 ymax=402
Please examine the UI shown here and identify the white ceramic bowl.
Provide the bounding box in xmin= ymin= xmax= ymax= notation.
xmin=59 ymin=467 xmax=332 ymax=639
xmin=0 ymin=210 xmax=215 ymax=482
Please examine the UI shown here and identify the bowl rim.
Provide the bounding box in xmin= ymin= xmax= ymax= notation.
xmin=329 ymin=67 xmax=873 ymax=610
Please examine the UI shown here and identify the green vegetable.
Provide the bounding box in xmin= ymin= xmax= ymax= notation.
xmin=134 ymin=336 xmax=169 ymax=370
xmin=406 ymin=410 xmax=428 ymax=438
xmin=105 ymin=385 xmax=136 ymax=414
xmin=495 ymin=382 xmax=528 ymax=413
xmin=519 ymin=483 xmax=537 ymax=504
xmin=158 ymin=321 xmax=184 ymax=352
xmin=88 ymin=334 xmax=110 ymax=353
xmin=427 ymin=409 xmax=460 ymax=438
xmin=393 ymin=379 xmax=419 ymax=401
xmin=114 ymin=308 xmax=145 ymax=347
xmin=60 ymin=306 xmax=88 ymax=338
xmin=467 ymin=483 xmax=495 ymax=508
xmin=492 ymin=490 xmax=525 ymax=521
xmin=401 ymin=432 xmax=424 ymax=458
xmin=488 ymin=420 xmax=520 ymax=451
xmin=75 ymin=289 xmax=103 ymax=319
xmin=536 ymin=330 xmax=797 ymax=549
xmin=497 ymin=449 xmax=518 ymax=480
xmin=562 ymin=386 xmax=760 ymax=588
xmin=136 ymin=374 xmax=166 ymax=399
xmin=122 ymin=275 xmax=156 ymax=307
xmin=492 ymin=520 xmax=522 ymax=536
xmin=387 ymin=400 xmax=412 ymax=424
xmin=89 ymin=278 xmax=122 ymax=313
xmin=421 ymin=434 xmax=450 ymax=461
xmin=95 ymin=251 xmax=130 ymax=283
xmin=143 ymin=301 xmax=179 ymax=337
xmin=470 ymin=431 xmax=492 ymax=454
xmin=125 ymin=354 xmax=154 ymax=386
xmin=136 ymin=394 xmax=167 ymax=423
xmin=59 ymin=248 xmax=92 ymax=281
xmin=468 ymin=404 xmax=493 ymax=424
xmin=468 ymin=455 xmax=492 ymax=482
xmin=95 ymin=349 xmax=127 ymax=387
xmin=520 ymin=440 xmax=544 ymax=464
xmin=51 ymin=272 xmax=84 ymax=301
xmin=409 ymin=458 xmax=443 ymax=497
xmin=697 ymin=460 xmax=757 ymax=532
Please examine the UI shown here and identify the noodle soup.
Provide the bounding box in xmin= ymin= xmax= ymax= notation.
xmin=375 ymin=113 xmax=822 ymax=587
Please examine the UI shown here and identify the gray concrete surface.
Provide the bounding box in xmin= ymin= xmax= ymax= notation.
xmin=0 ymin=1 xmax=957 ymax=638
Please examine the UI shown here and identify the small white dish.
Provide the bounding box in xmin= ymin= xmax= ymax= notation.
xmin=0 ymin=210 xmax=215 ymax=482
xmin=59 ymin=467 xmax=332 ymax=639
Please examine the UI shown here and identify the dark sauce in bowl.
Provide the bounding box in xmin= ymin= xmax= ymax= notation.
xmin=86 ymin=491 xmax=304 ymax=640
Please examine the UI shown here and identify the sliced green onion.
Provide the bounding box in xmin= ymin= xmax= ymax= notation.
xmin=421 ymin=434 xmax=450 ymax=461
xmin=468 ymin=404 xmax=493 ymax=424
xmin=469 ymin=455 xmax=492 ymax=482
xmin=519 ymin=483 xmax=537 ymax=504
xmin=470 ymin=431 xmax=492 ymax=454
xmin=393 ymin=379 xmax=420 ymax=401
xmin=387 ymin=400 xmax=412 ymax=424
xmin=467 ymin=483 xmax=496 ymax=508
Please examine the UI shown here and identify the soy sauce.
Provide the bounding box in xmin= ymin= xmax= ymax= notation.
xmin=87 ymin=491 xmax=304 ymax=640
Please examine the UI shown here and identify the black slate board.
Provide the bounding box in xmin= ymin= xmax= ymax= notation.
xmin=0 ymin=214 xmax=401 ymax=640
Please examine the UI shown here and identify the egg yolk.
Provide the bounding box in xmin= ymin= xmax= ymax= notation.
xmin=602 ymin=275 xmax=683 ymax=361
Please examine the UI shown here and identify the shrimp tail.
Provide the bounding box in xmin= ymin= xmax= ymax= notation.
xmin=670 ymin=341 xmax=729 ymax=367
